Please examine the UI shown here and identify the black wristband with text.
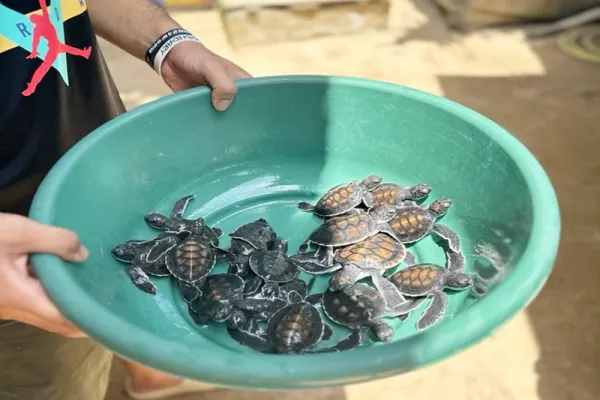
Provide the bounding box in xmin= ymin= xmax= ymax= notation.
xmin=145 ymin=28 xmax=192 ymax=70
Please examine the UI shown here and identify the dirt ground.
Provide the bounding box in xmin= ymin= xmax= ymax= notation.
xmin=99 ymin=1 xmax=600 ymax=399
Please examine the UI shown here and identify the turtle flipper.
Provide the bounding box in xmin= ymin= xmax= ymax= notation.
xmin=179 ymin=281 xmax=200 ymax=303
xmin=298 ymin=240 xmax=311 ymax=253
xmin=188 ymin=304 xmax=211 ymax=326
xmin=363 ymin=191 xmax=375 ymax=208
xmin=125 ymin=264 xmax=157 ymax=295
xmin=234 ymin=298 xmax=287 ymax=321
xmin=290 ymin=252 xmax=340 ymax=275
xmin=322 ymin=324 xmax=334 ymax=341
xmin=297 ymin=202 xmax=315 ymax=212
xmin=227 ymin=325 xmax=276 ymax=354
xmin=369 ymin=319 xmax=394 ymax=342
xmin=371 ymin=272 xmax=405 ymax=308
xmin=211 ymin=227 xmax=223 ymax=237
xmin=431 ymin=223 xmax=461 ymax=253
xmin=313 ymin=328 xmax=364 ymax=353
xmin=171 ymin=194 xmax=195 ymax=219
xmin=305 ymin=293 xmax=323 ymax=306
xmin=383 ymin=297 xmax=426 ymax=318
xmin=242 ymin=276 xmax=263 ymax=297
xmin=145 ymin=236 xmax=179 ymax=264
xmin=404 ymin=250 xmax=417 ymax=266
xmin=446 ymin=249 xmax=466 ymax=272
xmin=416 ymin=290 xmax=448 ymax=330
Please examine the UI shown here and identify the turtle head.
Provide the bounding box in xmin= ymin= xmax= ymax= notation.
xmin=362 ymin=175 xmax=383 ymax=190
xmin=268 ymin=237 xmax=288 ymax=253
xmin=370 ymin=205 xmax=397 ymax=223
xmin=409 ymin=183 xmax=432 ymax=200
xmin=189 ymin=218 xmax=206 ymax=233
xmin=111 ymin=243 xmax=136 ymax=262
xmin=328 ymin=268 xmax=353 ymax=292
xmin=208 ymin=303 xmax=232 ymax=322
xmin=429 ymin=198 xmax=452 ymax=217
xmin=446 ymin=272 xmax=473 ymax=290
xmin=144 ymin=213 xmax=170 ymax=229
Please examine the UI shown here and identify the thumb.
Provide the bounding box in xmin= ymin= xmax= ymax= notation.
xmin=0 ymin=214 xmax=88 ymax=262
xmin=202 ymin=59 xmax=238 ymax=112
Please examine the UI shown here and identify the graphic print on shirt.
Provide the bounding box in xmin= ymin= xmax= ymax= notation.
xmin=0 ymin=0 xmax=90 ymax=96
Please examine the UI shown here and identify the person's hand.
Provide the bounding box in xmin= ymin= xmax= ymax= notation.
xmin=160 ymin=41 xmax=252 ymax=112
xmin=0 ymin=213 xmax=89 ymax=337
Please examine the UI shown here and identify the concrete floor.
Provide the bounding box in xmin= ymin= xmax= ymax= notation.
xmin=100 ymin=1 xmax=600 ymax=399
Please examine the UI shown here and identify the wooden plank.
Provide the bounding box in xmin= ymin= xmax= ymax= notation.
xmin=219 ymin=0 xmax=389 ymax=47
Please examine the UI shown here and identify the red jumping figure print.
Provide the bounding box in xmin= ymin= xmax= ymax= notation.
xmin=22 ymin=0 xmax=92 ymax=96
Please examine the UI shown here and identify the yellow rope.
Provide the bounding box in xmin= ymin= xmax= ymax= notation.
xmin=557 ymin=25 xmax=600 ymax=64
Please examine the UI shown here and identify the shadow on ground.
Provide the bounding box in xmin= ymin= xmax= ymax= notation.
xmin=436 ymin=36 xmax=600 ymax=400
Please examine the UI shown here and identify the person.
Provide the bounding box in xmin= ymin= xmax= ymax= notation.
xmin=0 ymin=0 xmax=251 ymax=399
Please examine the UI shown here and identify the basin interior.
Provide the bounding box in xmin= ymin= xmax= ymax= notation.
xmin=34 ymin=78 xmax=534 ymax=359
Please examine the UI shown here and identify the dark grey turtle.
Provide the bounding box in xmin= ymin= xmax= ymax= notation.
xmin=387 ymin=249 xmax=472 ymax=330
xmin=298 ymin=205 xmax=402 ymax=265
xmin=179 ymin=280 xmax=203 ymax=303
xmin=370 ymin=183 xmax=432 ymax=208
xmin=111 ymin=232 xmax=188 ymax=295
xmin=165 ymin=234 xmax=226 ymax=284
xmin=190 ymin=273 xmax=245 ymax=323
xmin=144 ymin=194 xmax=222 ymax=245
xmin=297 ymin=175 xmax=382 ymax=217
xmin=228 ymin=218 xmax=277 ymax=251
xmin=320 ymin=283 xmax=425 ymax=342
xmin=248 ymin=238 xmax=300 ymax=283
xmin=389 ymin=198 xmax=461 ymax=252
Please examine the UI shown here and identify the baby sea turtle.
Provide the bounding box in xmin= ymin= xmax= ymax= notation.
xmin=387 ymin=249 xmax=472 ymax=330
xmin=320 ymin=283 xmax=425 ymax=342
xmin=328 ymin=233 xmax=411 ymax=308
xmin=111 ymin=232 xmax=187 ymax=294
xmin=248 ymin=238 xmax=300 ymax=283
xmin=190 ymin=273 xmax=245 ymax=323
xmin=297 ymin=175 xmax=382 ymax=217
xmin=298 ymin=205 xmax=401 ymax=265
xmin=165 ymin=233 xmax=226 ymax=284
xmin=389 ymin=198 xmax=461 ymax=252
xmin=370 ymin=183 xmax=432 ymax=208
xmin=144 ymin=194 xmax=222 ymax=245
xmin=229 ymin=218 xmax=277 ymax=251
xmin=179 ymin=280 xmax=203 ymax=303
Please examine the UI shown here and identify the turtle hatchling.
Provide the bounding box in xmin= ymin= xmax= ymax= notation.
xmin=297 ymin=175 xmax=382 ymax=217
xmin=144 ymin=194 xmax=223 ymax=245
xmin=320 ymin=283 xmax=425 ymax=343
xmin=328 ymin=233 xmax=414 ymax=308
xmin=111 ymin=232 xmax=187 ymax=294
xmin=298 ymin=205 xmax=402 ymax=265
xmin=165 ymin=233 xmax=226 ymax=284
xmin=389 ymin=198 xmax=461 ymax=252
xmin=229 ymin=218 xmax=277 ymax=251
xmin=249 ymin=238 xmax=300 ymax=283
xmin=370 ymin=183 xmax=432 ymax=208
xmin=387 ymin=249 xmax=472 ymax=330
xmin=190 ymin=273 xmax=245 ymax=323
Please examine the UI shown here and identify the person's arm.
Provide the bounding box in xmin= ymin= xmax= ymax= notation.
xmin=87 ymin=0 xmax=251 ymax=111
xmin=87 ymin=0 xmax=179 ymax=62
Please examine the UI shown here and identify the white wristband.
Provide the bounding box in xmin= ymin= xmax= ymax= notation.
xmin=152 ymin=33 xmax=201 ymax=77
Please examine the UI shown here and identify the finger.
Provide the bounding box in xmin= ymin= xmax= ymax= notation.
xmin=1 ymin=214 xmax=88 ymax=262
xmin=0 ymin=307 xmax=85 ymax=338
xmin=202 ymin=60 xmax=238 ymax=111
xmin=227 ymin=63 xmax=252 ymax=80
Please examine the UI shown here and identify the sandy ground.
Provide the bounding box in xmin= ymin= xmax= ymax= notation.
xmin=99 ymin=1 xmax=600 ymax=399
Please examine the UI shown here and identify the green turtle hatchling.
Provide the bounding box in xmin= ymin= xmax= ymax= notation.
xmin=297 ymin=175 xmax=382 ymax=217
xmin=248 ymin=238 xmax=300 ymax=283
xmin=165 ymin=234 xmax=226 ymax=284
xmin=319 ymin=283 xmax=425 ymax=343
xmin=387 ymin=249 xmax=472 ymax=330
xmin=389 ymin=198 xmax=461 ymax=252
xmin=370 ymin=183 xmax=432 ymax=208
xmin=298 ymin=205 xmax=401 ymax=266
xmin=328 ymin=233 xmax=413 ymax=308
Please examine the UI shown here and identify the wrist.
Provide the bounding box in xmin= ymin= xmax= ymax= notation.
xmin=145 ymin=28 xmax=202 ymax=76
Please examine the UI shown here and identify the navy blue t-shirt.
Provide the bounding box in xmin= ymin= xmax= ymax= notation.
xmin=0 ymin=0 xmax=124 ymax=214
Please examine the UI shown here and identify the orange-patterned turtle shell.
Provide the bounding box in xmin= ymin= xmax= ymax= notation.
xmin=335 ymin=233 xmax=406 ymax=270
xmin=388 ymin=264 xmax=444 ymax=296
xmin=166 ymin=234 xmax=216 ymax=283
xmin=307 ymin=213 xmax=375 ymax=246
xmin=297 ymin=176 xmax=382 ymax=217
xmin=371 ymin=183 xmax=432 ymax=208
xmin=388 ymin=205 xmax=435 ymax=243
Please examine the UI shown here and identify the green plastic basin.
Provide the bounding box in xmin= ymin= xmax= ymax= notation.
xmin=29 ymin=75 xmax=560 ymax=390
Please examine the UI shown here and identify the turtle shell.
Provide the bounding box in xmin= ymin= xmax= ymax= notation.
xmin=322 ymin=284 xmax=384 ymax=326
xmin=388 ymin=264 xmax=443 ymax=296
xmin=190 ymin=274 xmax=245 ymax=317
xmin=335 ymin=232 xmax=406 ymax=270
xmin=249 ymin=250 xmax=299 ymax=283
xmin=370 ymin=183 xmax=403 ymax=208
xmin=266 ymin=301 xmax=324 ymax=354
xmin=312 ymin=182 xmax=363 ymax=216
xmin=308 ymin=214 xmax=374 ymax=247
xmin=166 ymin=234 xmax=216 ymax=283
xmin=229 ymin=219 xmax=276 ymax=250
xmin=388 ymin=206 xmax=434 ymax=243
